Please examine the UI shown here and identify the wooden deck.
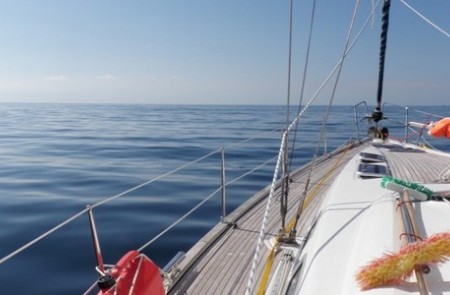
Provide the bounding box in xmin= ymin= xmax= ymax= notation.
xmin=167 ymin=141 xmax=367 ymax=294
xmin=166 ymin=140 xmax=450 ymax=294
xmin=379 ymin=144 xmax=450 ymax=183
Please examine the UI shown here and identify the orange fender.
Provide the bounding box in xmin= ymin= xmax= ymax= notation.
xmin=429 ymin=118 xmax=450 ymax=138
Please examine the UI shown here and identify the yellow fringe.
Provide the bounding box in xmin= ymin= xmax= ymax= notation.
xmin=356 ymin=232 xmax=450 ymax=290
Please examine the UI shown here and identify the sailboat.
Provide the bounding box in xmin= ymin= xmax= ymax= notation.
xmin=1 ymin=0 xmax=450 ymax=294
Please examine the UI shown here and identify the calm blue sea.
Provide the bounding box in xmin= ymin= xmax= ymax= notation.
xmin=0 ymin=103 xmax=448 ymax=294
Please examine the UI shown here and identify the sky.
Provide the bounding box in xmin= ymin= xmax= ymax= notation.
xmin=0 ymin=0 xmax=449 ymax=105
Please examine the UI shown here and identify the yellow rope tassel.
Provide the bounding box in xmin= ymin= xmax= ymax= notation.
xmin=356 ymin=232 xmax=450 ymax=290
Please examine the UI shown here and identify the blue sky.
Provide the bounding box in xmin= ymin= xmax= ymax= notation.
xmin=0 ymin=0 xmax=449 ymax=105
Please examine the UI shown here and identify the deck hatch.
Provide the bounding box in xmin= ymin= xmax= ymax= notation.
xmin=357 ymin=163 xmax=389 ymax=179
xmin=359 ymin=152 xmax=385 ymax=163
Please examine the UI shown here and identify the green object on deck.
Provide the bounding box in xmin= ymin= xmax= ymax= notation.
xmin=381 ymin=176 xmax=433 ymax=201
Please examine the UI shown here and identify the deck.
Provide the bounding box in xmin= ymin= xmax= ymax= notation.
xmin=166 ymin=140 xmax=450 ymax=294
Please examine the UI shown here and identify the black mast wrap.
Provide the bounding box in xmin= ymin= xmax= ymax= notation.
xmin=373 ymin=0 xmax=391 ymax=123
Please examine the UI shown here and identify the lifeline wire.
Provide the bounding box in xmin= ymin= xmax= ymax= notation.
xmin=91 ymin=149 xmax=220 ymax=208
xmin=138 ymin=187 xmax=222 ymax=251
xmin=0 ymin=208 xmax=89 ymax=265
xmin=0 ymin=124 xmax=283 ymax=264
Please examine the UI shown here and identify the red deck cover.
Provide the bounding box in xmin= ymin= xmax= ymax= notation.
xmin=99 ymin=250 xmax=165 ymax=295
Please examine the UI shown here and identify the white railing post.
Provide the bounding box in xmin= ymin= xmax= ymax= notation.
xmin=405 ymin=106 xmax=409 ymax=143
xmin=220 ymin=146 xmax=227 ymax=222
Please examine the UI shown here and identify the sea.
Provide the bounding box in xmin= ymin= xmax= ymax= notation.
xmin=0 ymin=103 xmax=448 ymax=294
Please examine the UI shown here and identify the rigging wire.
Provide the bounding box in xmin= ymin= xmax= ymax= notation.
xmin=279 ymin=0 xmax=295 ymax=233
xmin=285 ymin=0 xmax=382 ymax=160
xmin=286 ymin=0 xmax=382 ymax=136
xmin=399 ymin=0 xmax=450 ymax=39
xmin=286 ymin=0 xmax=294 ymax=128
xmin=371 ymin=0 xmax=376 ymax=27
xmin=323 ymin=0 xmax=361 ymax=152
xmin=290 ymin=0 xmax=362 ymax=235
xmin=245 ymin=1 xmax=382 ymax=294
xmin=288 ymin=0 xmax=318 ymax=174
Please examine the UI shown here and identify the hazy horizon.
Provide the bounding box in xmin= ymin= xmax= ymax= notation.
xmin=0 ymin=1 xmax=449 ymax=106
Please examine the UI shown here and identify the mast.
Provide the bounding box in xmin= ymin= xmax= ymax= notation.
xmin=372 ymin=0 xmax=391 ymax=123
